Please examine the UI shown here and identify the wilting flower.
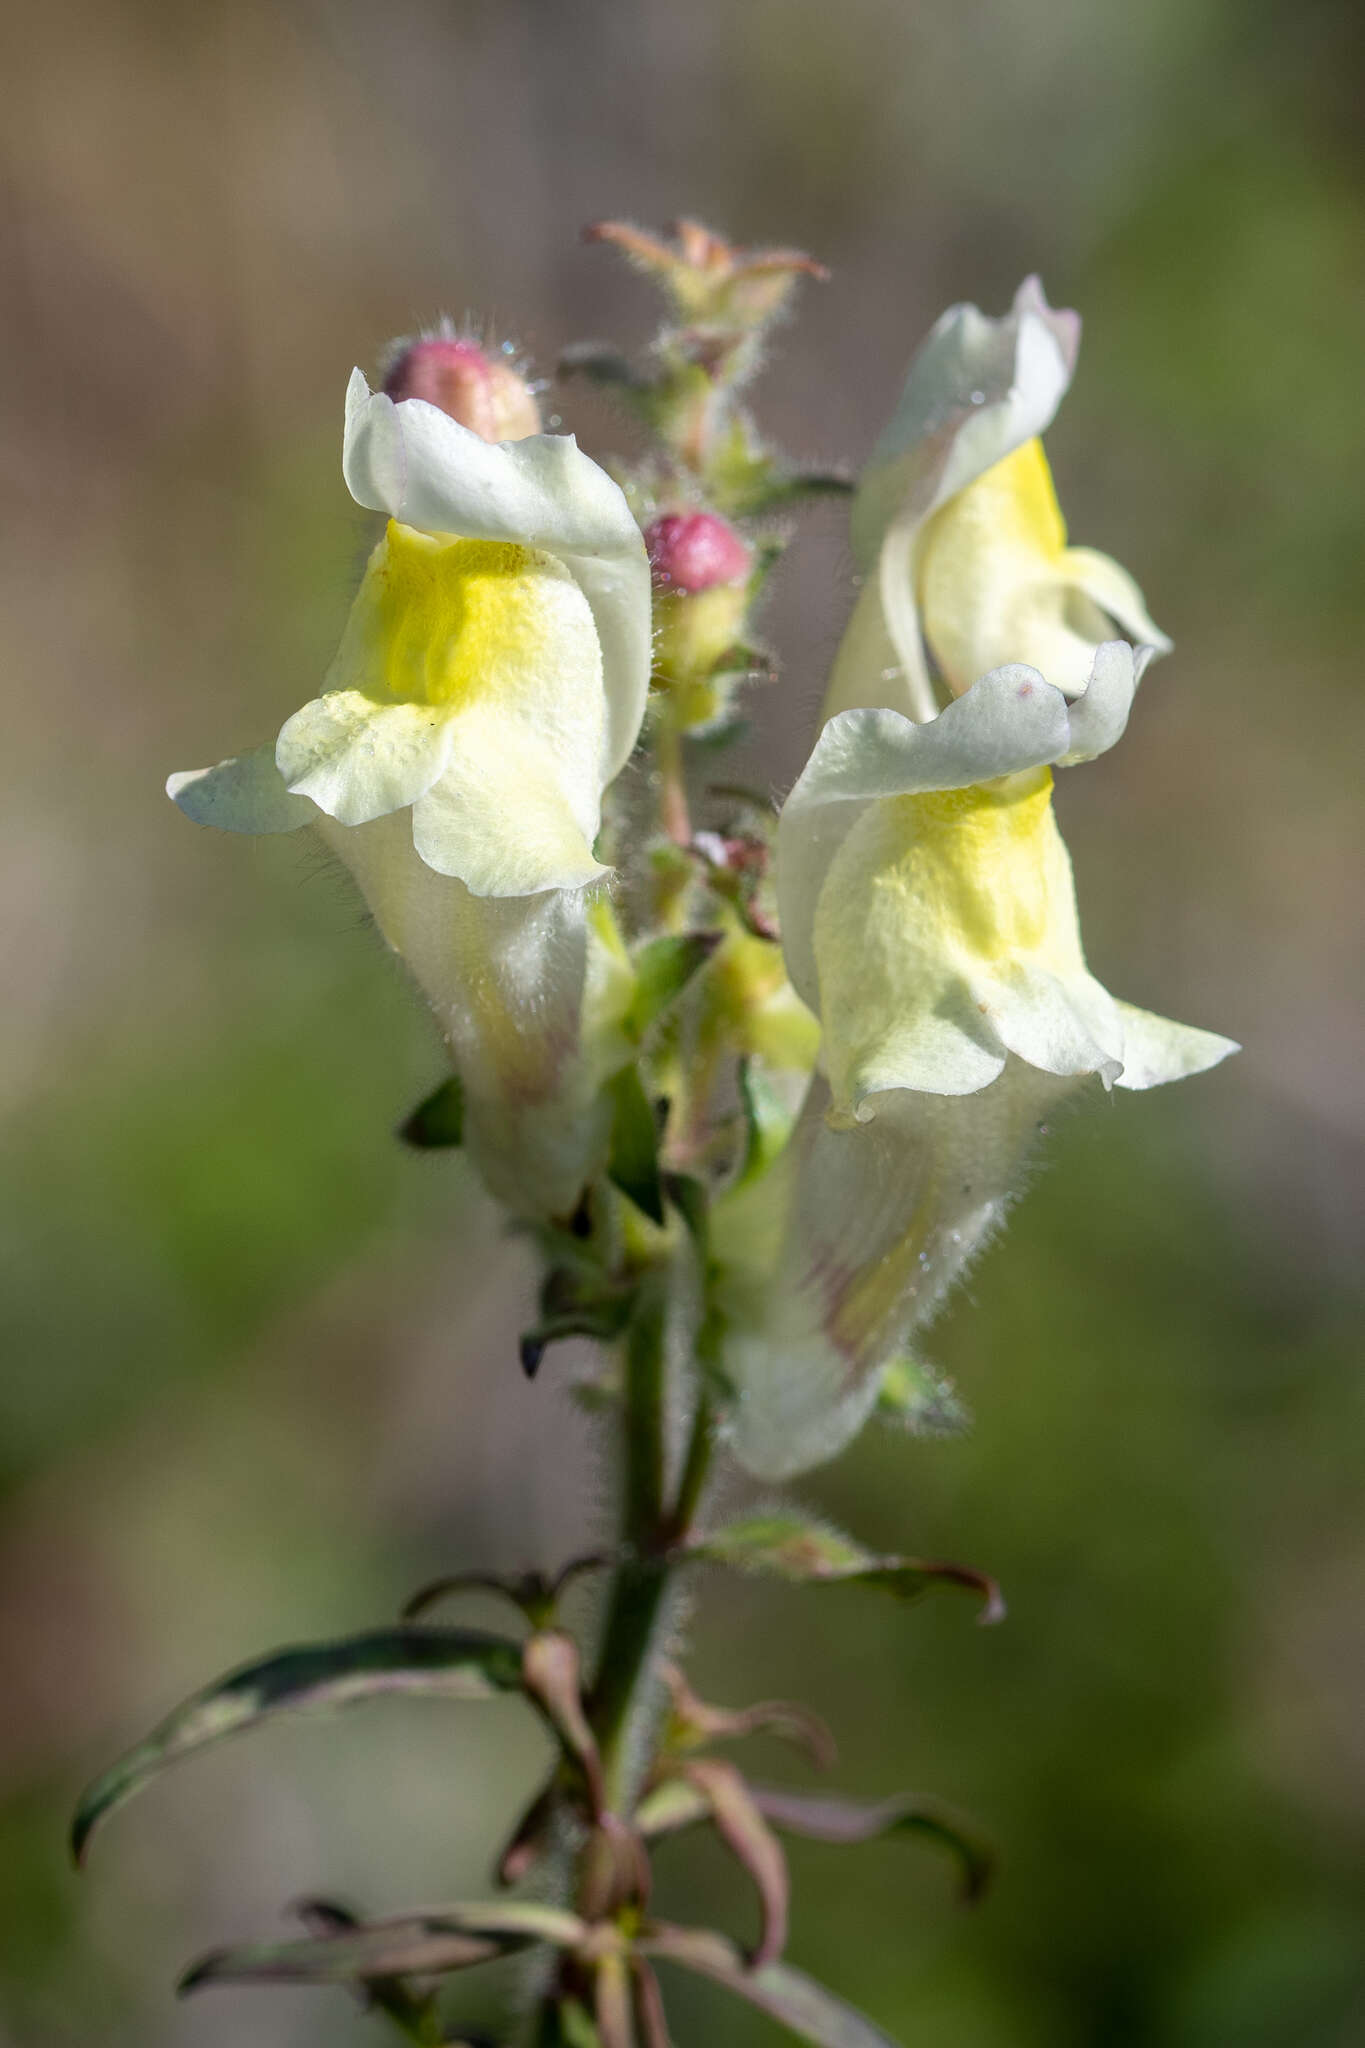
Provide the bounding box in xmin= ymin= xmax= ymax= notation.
xmin=718 ymin=647 xmax=1237 ymax=1478
xmin=822 ymin=277 xmax=1168 ymax=726
xmin=169 ymin=370 xmax=650 ymax=1215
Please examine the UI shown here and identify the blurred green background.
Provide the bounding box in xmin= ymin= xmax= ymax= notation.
xmin=2 ymin=0 xmax=1363 ymax=2042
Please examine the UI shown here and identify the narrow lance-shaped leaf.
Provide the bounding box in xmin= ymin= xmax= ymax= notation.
xmin=691 ymin=1514 xmax=1004 ymax=1624
xmin=627 ymin=932 xmax=721 ymax=1039
xmin=751 ymin=1787 xmax=993 ymax=1904
xmin=291 ymin=1899 xmax=442 ymax=2041
xmin=73 ymin=1626 xmax=525 ymax=1864
xmin=605 ymin=1064 xmax=666 ymax=1225
xmin=663 ymin=1663 xmax=836 ymax=1771
xmin=521 ymin=1630 xmax=606 ymax=1817
xmin=180 ymin=1901 xmax=589 ymax=1996
xmin=677 ymin=1759 xmax=789 ymax=1968
xmin=640 ymin=1924 xmax=903 ymax=2048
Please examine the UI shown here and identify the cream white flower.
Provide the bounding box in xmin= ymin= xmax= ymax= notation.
xmin=720 ymin=653 xmax=1237 ymax=1478
xmin=168 ymin=372 xmax=650 ymax=1215
xmin=823 ymin=278 xmax=1168 ymax=726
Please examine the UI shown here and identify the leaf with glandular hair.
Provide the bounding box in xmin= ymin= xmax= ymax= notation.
xmin=876 ymin=1354 xmax=971 ymax=1438
xmin=626 ymin=933 xmax=721 ymax=1040
xmin=675 ymin=1759 xmax=789 ymax=1967
xmin=179 ymin=1901 xmax=588 ymax=1996
xmin=605 ymin=1065 xmax=665 ymax=1224
xmin=521 ymin=1631 xmax=605 ymax=1816
xmin=751 ymin=1788 xmax=993 ymax=1904
xmin=399 ymin=1073 xmax=464 ymax=1148
xmin=639 ymin=1924 xmax=902 ymax=2048
xmin=663 ymin=1664 xmax=836 ymax=1770
xmin=72 ymin=1627 xmax=525 ymax=1863
xmin=690 ymin=1514 xmax=1004 ymax=1624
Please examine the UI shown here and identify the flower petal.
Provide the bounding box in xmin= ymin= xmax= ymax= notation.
xmin=1112 ymin=1003 xmax=1239 ymax=1090
xmin=1056 ymin=639 xmax=1146 ymax=764
xmin=411 ymin=699 xmax=606 ymax=895
xmin=167 ymin=745 xmax=317 ymax=834
xmin=719 ymin=1070 xmax=1064 ymax=1478
xmin=314 ymin=810 xmax=620 ymax=1214
xmin=778 ymin=665 xmax=1070 ymax=1011
xmin=275 ymin=692 xmax=455 ymax=825
xmin=1063 ymin=547 xmax=1171 ymax=656
xmin=342 ymin=370 xmax=650 ymax=782
xmin=850 ymin=278 xmax=1079 ymax=571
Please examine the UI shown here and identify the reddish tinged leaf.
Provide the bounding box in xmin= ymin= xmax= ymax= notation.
xmin=179 ymin=1899 xmax=586 ymax=1995
xmin=663 ymin=1663 xmax=837 ymax=1771
xmin=522 ymin=1630 xmax=606 ymax=1816
xmin=632 ymin=1959 xmax=674 ymax=2048
xmin=676 ymin=1759 xmax=789 ymax=1968
xmin=751 ymin=1787 xmax=994 ymax=1903
xmin=639 ymin=1924 xmax=902 ymax=2048
xmin=691 ymin=1515 xmax=1004 ymax=1624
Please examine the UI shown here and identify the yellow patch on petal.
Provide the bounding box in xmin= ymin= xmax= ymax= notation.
xmin=814 ymin=765 xmax=1092 ymax=1110
xmin=916 ymin=439 xmax=1087 ymax=696
xmin=880 ymin=768 xmax=1077 ymax=968
xmin=343 ymin=521 xmax=594 ymax=710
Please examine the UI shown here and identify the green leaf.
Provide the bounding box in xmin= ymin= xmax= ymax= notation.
xmin=180 ymin=1901 xmax=588 ymax=1995
xmin=72 ymin=1626 xmax=524 ymax=1863
xmin=399 ymin=1074 xmax=464 ymax=1148
xmin=640 ymin=1924 xmax=902 ymax=2048
xmin=751 ymin=1788 xmax=994 ymax=1903
xmin=626 ymin=933 xmax=720 ymax=1040
xmin=876 ymin=1354 xmax=971 ymax=1437
xmin=605 ymin=1065 xmax=665 ymax=1225
xmin=690 ymin=1515 xmax=1004 ymax=1624
xmin=734 ymin=1059 xmax=795 ymax=1190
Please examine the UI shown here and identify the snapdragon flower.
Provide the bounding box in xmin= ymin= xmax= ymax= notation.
xmin=717 ymin=279 xmax=1236 ymax=1476
xmin=169 ymin=371 xmax=650 ymax=1215
xmin=822 ymin=277 xmax=1167 ymax=726
xmin=723 ymin=652 xmax=1236 ymax=1477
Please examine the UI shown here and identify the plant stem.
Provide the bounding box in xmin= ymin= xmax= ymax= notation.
xmin=588 ymin=1269 xmax=713 ymax=1815
xmin=655 ymin=714 xmax=692 ymax=850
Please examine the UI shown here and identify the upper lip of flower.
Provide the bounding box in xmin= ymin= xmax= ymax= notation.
xmin=168 ymin=371 xmax=653 ymax=902
xmin=828 ymin=278 xmax=1170 ymax=726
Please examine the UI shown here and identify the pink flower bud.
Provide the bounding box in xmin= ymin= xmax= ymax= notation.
xmin=382 ymin=336 xmax=541 ymax=443
xmin=645 ymin=511 xmax=752 ymax=594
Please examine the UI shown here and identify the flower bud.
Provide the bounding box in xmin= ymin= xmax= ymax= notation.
xmin=646 ymin=512 xmax=754 ymax=730
xmin=646 ymin=511 xmax=752 ymax=594
xmin=382 ymin=334 xmax=541 ymax=443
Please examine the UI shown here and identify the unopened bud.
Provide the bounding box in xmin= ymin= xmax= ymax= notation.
xmin=382 ymin=334 xmax=541 ymax=442
xmin=645 ymin=511 xmax=752 ymax=593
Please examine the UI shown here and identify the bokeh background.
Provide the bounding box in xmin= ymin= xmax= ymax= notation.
xmin=2 ymin=0 xmax=1364 ymax=2042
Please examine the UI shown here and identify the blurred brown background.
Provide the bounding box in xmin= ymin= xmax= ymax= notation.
xmin=2 ymin=1 xmax=1363 ymax=2042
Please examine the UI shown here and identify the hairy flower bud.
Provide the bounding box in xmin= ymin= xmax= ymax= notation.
xmin=646 ymin=511 xmax=752 ymax=594
xmin=382 ymin=334 xmax=542 ymax=443
xmin=646 ymin=511 xmax=754 ymax=730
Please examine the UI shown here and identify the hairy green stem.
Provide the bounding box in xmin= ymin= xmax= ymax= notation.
xmin=589 ymin=1269 xmax=714 ymax=1816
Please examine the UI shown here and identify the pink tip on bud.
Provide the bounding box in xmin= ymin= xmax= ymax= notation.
xmin=645 ymin=511 xmax=752 ymax=594
xmin=382 ymin=336 xmax=542 ymax=442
